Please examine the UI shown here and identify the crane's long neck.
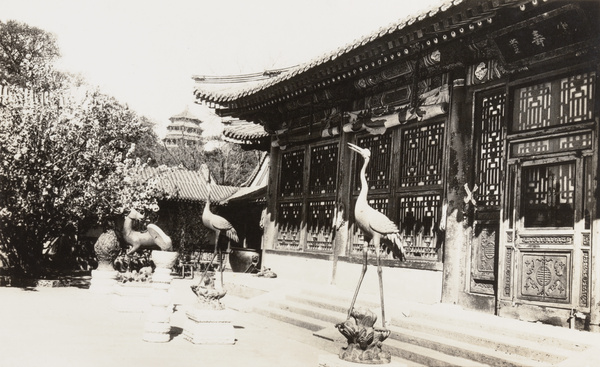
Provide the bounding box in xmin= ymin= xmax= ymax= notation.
xmin=358 ymin=157 xmax=369 ymax=203
xmin=204 ymin=182 xmax=212 ymax=215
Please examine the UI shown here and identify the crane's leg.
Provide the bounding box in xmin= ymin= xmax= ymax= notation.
xmin=196 ymin=230 xmax=220 ymax=288
xmin=347 ymin=241 xmax=368 ymax=319
xmin=221 ymin=238 xmax=232 ymax=288
xmin=374 ymin=236 xmax=386 ymax=329
xmin=219 ymin=239 xmax=224 ymax=288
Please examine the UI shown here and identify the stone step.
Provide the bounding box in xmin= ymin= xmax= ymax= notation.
xmin=221 ymin=279 xmax=598 ymax=366
xmin=281 ymin=287 xmax=588 ymax=365
xmin=297 ymin=286 xmax=598 ymax=352
xmin=383 ymin=337 xmax=491 ymax=367
xmin=245 ymin=308 xmax=425 ymax=367
xmin=253 ymin=304 xmax=332 ymax=332
xmin=268 ymin=297 xmax=555 ymax=367
xmin=392 ymin=313 xmax=574 ymax=364
xmin=404 ymin=304 xmax=599 ymax=351
xmin=387 ymin=323 xmax=550 ymax=367
xmin=270 ymin=298 xmax=347 ymax=326
xmin=314 ymin=323 xmax=488 ymax=367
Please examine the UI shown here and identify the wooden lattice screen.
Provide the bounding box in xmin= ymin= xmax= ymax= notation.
xmin=279 ymin=150 xmax=304 ymax=197
xmin=399 ymin=122 xmax=444 ymax=187
xmin=306 ymin=143 xmax=339 ymax=253
xmin=513 ymin=72 xmax=596 ymax=131
xmin=397 ymin=194 xmax=442 ymax=260
xmin=476 ymin=91 xmax=505 ymax=210
xmin=309 ymin=143 xmax=338 ymax=194
xmin=355 ymin=134 xmax=392 ymax=191
xmin=306 ymin=199 xmax=335 ymax=252
xmin=276 ymin=201 xmax=302 ymax=251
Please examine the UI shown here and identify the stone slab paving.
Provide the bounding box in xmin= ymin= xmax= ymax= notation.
xmin=4 ymin=273 xmax=600 ymax=367
xmin=0 ymin=284 xmax=324 ymax=367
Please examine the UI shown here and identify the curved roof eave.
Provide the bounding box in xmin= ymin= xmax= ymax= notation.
xmin=194 ymin=0 xmax=476 ymax=104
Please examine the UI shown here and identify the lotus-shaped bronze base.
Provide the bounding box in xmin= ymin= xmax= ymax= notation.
xmin=190 ymin=272 xmax=227 ymax=310
xmin=336 ymin=307 xmax=391 ymax=364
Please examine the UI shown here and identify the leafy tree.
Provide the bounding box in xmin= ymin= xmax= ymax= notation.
xmin=154 ymin=138 xmax=260 ymax=186
xmin=153 ymin=141 xmax=207 ymax=171
xmin=0 ymin=20 xmax=64 ymax=91
xmin=0 ymin=87 xmax=164 ymax=275
xmin=204 ymin=141 xmax=261 ymax=186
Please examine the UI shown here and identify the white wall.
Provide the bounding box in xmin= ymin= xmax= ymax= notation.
xmin=262 ymin=252 xmax=443 ymax=305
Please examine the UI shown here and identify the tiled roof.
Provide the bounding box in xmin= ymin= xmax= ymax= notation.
xmin=194 ymin=0 xmax=534 ymax=109
xmin=194 ymin=0 xmax=461 ymax=103
xmin=222 ymin=121 xmax=270 ymax=144
xmin=240 ymin=153 xmax=269 ymax=187
xmin=220 ymin=185 xmax=266 ymax=204
xmin=141 ymin=167 xmax=239 ymax=203
xmin=221 ymin=153 xmax=269 ymax=204
xmin=167 ymin=120 xmax=202 ymax=129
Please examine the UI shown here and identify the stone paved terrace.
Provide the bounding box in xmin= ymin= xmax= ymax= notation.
xmin=0 ymin=276 xmax=332 ymax=367
xmin=2 ymin=272 xmax=600 ymax=367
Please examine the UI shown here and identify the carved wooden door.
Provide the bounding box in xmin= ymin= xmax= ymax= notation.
xmin=498 ymin=70 xmax=596 ymax=317
xmin=469 ymin=89 xmax=505 ymax=303
xmin=506 ymin=156 xmax=590 ymax=308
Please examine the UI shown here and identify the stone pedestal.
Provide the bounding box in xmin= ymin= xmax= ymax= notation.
xmin=318 ymin=354 xmax=406 ymax=367
xmin=183 ymin=307 xmax=235 ymax=344
xmin=89 ymin=269 xmax=118 ymax=294
xmin=91 ymin=229 xmax=120 ymax=294
xmin=111 ymin=282 xmax=153 ymax=312
xmin=142 ymin=250 xmax=178 ymax=343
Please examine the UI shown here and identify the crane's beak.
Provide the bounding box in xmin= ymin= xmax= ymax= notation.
xmin=347 ymin=143 xmax=362 ymax=154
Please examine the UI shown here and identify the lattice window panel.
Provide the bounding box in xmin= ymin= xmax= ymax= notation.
xmin=399 ymin=122 xmax=444 ymax=187
xmin=309 ymin=143 xmax=338 ymax=195
xmin=397 ymin=194 xmax=441 ymax=260
xmin=279 ymin=150 xmax=304 ymax=197
xmin=355 ymin=133 xmax=392 ymax=191
xmin=350 ymin=198 xmax=390 ymax=257
xmin=559 ymin=72 xmax=595 ymax=125
xmin=276 ymin=202 xmax=302 ymax=251
xmin=513 ymin=82 xmax=552 ymax=131
xmin=522 ymin=162 xmax=575 ymax=228
xmin=510 ymin=132 xmax=592 ymax=158
xmin=476 ymin=91 xmax=505 ymax=209
xmin=306 ymin=200 xmax=335 ymax=252
xmin=513 ymin=72 xmax=596 ymax=131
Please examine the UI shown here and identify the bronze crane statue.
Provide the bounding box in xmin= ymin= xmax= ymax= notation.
xmin=346 ymin=142 xmax=406 ymax=329
xmin=194 ymin=164 xmax=239 ymax=293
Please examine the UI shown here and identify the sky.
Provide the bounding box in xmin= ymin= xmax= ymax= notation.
xmin=2 ymin=0 xmax=442 ymax=137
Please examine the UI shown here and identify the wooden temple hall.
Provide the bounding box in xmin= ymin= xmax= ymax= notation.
xmin=194 ymin=0 xmax=600 ymax=330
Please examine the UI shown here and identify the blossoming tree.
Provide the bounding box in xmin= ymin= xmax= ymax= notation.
xmin=0 ymin=87 xmax=165 ymax=275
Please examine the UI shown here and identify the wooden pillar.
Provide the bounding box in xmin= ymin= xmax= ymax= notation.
xmin=589 ymin=115 xmax=600 ymax=331
xmin=441 ymin=77 xmax=471 ymax=304
xmin=262 ymin=140 xmax=281 ymax=253
xmin=330 ymin=130 xmax=351 ymax=285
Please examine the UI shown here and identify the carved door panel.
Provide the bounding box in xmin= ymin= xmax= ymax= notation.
xmin=470 ymin=222 xmax=499 ymax=296
xmin=469 ymin=89 xmax=505 ymax=298
xmin=509 ymin=158 xmax=584 ymax=307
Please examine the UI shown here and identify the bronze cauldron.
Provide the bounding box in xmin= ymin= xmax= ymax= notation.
xmin=228 ymin=248 xmax=260 ymax=273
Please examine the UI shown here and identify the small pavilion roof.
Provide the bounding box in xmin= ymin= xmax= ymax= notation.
xmin=141 ymin=167 xmax=239 ymax=204
xmin=169 ymin=106 xmax=203 ymax=123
